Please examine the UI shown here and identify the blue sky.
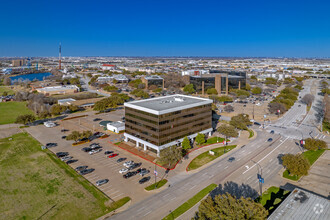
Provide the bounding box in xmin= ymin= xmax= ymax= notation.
xmin=0 ymin=0 xmax=329 ymax=57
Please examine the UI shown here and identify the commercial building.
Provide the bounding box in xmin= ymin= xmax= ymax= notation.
xmin=36 ymin=85 xmax=80 ymax=96
xmin=12 ymin=59 xmax=26 ymax=67
xmin=182 ymin=70 xmax=209 ymax=76
xmin=186 ymin=71 xmax=247 ymax=95
xmin=124 ymin=94 xmax=213 ymax=156
xmin=107 ymin=121 xmax=125 ymax=133
xmin=141 ymin=75 xmax=164 ymax=89
xmin=101 ymin=64 xmax=116 ymax=70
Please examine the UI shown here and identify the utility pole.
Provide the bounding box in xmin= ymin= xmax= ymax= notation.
xmin=252 ymin=160 xmax=263 ymax=196
xmin=253 ymin=105 xmax=255 ymax=119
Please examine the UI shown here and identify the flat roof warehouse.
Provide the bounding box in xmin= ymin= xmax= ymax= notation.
xmin=124 ymin=94 xmax=213 ymax=115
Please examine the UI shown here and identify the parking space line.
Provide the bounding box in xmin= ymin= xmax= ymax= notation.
xmin=143 ymin=211 xmax=152 ymax=216
xmin=112 ymin=193 xmax=124 ymax=199
xmin=109 ymin=190 xmax=120 ymax=195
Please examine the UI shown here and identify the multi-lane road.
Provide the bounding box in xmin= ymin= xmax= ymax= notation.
xmin=108 ymin=78 xmax=329 ymax=220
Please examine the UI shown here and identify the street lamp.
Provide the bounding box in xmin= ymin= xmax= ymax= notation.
xmin=251 ymin=160 xmax=263 ymax=195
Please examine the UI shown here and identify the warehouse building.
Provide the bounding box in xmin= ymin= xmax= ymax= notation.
xmin=124 ymin=94 xmax=213 ymax=156
xmin=36 ymin=85 xmax=80 ymax=96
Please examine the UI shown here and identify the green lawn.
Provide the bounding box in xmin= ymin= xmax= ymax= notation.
xmin=108 ymin=197 xmax=131 ymax=212
xmin=0 ymin=86 xmax=15 ymax=95
xmin=145 ymin=179 xmax=168 ymax=191
xmin=0 ymin=101 xmax=35 ymax=125
xmin=0 ymin=132 xmax=116 ymax=219
xmin=257 ymin=186 xmax=290 ymax=216
xmin=162 ymin=184 xmax=217 ymax=220
xmin=187 ymin=145 xmax=236 ymax=171
xmin=201 ymin=137 xmax=226 ymax=146
xmin=282 ymin=149 xmax=325 ymax=181
xmin=248 ymin=129 xmax=254 ymax=138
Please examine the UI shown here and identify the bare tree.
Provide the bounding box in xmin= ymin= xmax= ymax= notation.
xmin=3 ymin=77 xmax=11 ymax=85
xmin=301 ymin=94 xmax=314 ymax=106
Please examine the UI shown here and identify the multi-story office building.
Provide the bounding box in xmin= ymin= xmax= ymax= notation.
xmin=12 ymin=59 xmax=26 ymax=67
xmin=185 ymin=71 xmax=247 ymax=95
xmin=141 ymin=75 xmax=164 ymax=89
xmin=124 ymin=95 xmax=213 ymax=156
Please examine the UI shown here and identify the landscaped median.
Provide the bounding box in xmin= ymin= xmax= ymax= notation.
xmin=145 ymin=179 xmax=168 ymax=191
xmin=282 ymin=149 xmax=326 ymax=181
xmin=162 ymin=184 xmax=217 ymax=220
xmin=257 ymin=186 xmax=290 ymax=216
xmin=248 ymin=129 xmax=254 ymax=138
xmin=187 ymin=145 xmax=237 ymax=171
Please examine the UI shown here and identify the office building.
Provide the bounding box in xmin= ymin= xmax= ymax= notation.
xmin=36 ymin=85 xmax=80 ymax=96
xmin=12 ymin=59 xmax=26 ymax=67
xmin=124 ymin=94 xmax=213 ymax=156
xmin=141 ymin=75 xmax=164 ymax=89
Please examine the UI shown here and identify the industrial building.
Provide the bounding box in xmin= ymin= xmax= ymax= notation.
xmin=124 ymin=94 xmax=213 ymax=156
xmin=107 ymin=121 xmax=125 ymax=133
xmin=141 ymin=75 xmax=164 ymax=89
xmin=185 ymin=71 xmax=247 ymax=95
xmin=36 ymin=85 xmax=80 ymax=96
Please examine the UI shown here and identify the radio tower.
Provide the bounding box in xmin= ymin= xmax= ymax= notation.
xmin=59 ymin=43 xmax=62 ymax=69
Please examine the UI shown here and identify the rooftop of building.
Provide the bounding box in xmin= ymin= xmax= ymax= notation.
xmin=144 ymin=75 xmax=163 ymax=80
xmin=58 ymin=98 xmax=76 ymax=105
xmin=268 ymin=188 xmax=330 ymax=220
xmin=190 ymin=74 xmax=245 ymax=79
xmin=124 ymin=94 xmax=212 ymax=115
xmin=37 ymin=85 xmax=79 ymax=92
xmin=107 ymin=121 xmax=125 ymax=128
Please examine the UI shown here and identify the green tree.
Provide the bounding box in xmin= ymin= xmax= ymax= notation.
xmin=196 ymin=193 xmax=268 ymax=220
xmin=251 ymin=87 xmax=262 ymax=95
xmin=50 ymin=104 xmax=68 ymax=115
xmin=130 ymin=89 xmax=149 ymax=98
xmin=282 ymin=154 xmax=310 ymax=176
xmin=103 ymin=85 xmax=118 ymax=92
xmin=183 ymin=84 xmax=195 ymax=94
xmin=182 ymin=136 xmax=192 ymax=150
xmin=206 ymin=88 xmax=218 ymax=95
xmin=15 ymin=114 xmax=36 ymax=124
xmin=2 ymin=91 xmax=8 ymax=96
xmin=153 ymin=88 xmax=162 ymax=93
xmin=38 ymin=111 xmax=50 ymax=119
xmin=217 ymin=124 xmax=238 ymax=138
xmin=304 ymin=138 xmax=327 ymax=151
xmin=67 ymin=105 xmax=79 ymax=112
xmin=195 ymin=133 xmax=206 ymax=146
xmin=244 ymin=83 xmax=251 ymax=91
xmin=250 ymin=75 xmax=257 ymax=80
xmin=128 ymin=79 xmax=142 ymax=88
xmin=81 ymin=130 xmax=92 ymax=139
xmin=66 ymin=131 xmax=81 ymax=142
xmin=230 ymin=114 xmax=252 ymax=130
xmin=158 ymin=146 xmax=182 ymax=166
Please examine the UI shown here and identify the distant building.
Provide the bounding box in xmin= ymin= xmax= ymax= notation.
xmin=107 ymin=121 xmax=125 ymax=133
xmin=112 ymin=74 xmax=129 ymax=83
xmin=182 ymin=70 xmax=209 ymax=76
xmin=124 ymin=94 xmax=213 ymax=156
xmin=141 ymin=75 xmax=164 ymax=89
xmin=36 ymin=85 xmax=79 ymax=96
xmin=12 ymin=59 xmax=26 ymax=67
xmin=186 ymin=71 xmax=247 ymax=95
xmin=58 ymin=98 xmax=76 ymax=105
xmin=101 ymin=64 xmax=116 ymax=70
xmin=268 ymin=188 xmax=330 ymax=220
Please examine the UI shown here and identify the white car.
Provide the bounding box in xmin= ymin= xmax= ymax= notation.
xmin=89 ymin=149 xmax=102 ymax=155
xmin=44 ymin=121 xmax=56 ymax=128
xmin=119 ymin=168 xmax=128 ymax=174
xmin=123 ymin=161 xmax=134 ymax=168
xmin=61 ymin=156 xmax=72 ymax=161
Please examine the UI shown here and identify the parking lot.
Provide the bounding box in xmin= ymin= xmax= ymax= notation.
xmin=25 ymin=110 xmax=168 ymax=203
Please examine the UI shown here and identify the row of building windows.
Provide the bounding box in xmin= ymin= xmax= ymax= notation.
xmin=159 ymin=120 xmax=210 ymax=139
xmin=126 ymin=107 xmax=158 ymax=118
xmin=126 ymin=113 xmax=158 ymax=125
xmin=159 ymin=114 xmax=210 ymax=132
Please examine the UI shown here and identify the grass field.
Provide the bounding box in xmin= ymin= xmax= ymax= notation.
xmin=282 ymin=149 xmax=325 ymax=181
xmin=145 ymin=179 xmax=168 ymax=191
xmin=0 ymin=101 xmax=35 ymax=125
xmin=0 ymin=86 xmax=15 ymax=95
xmin=162 ymin=184 xmax=217 ymax=220
xmin=201 ymin=137 xmax=226 ymax=146
xmin=0 ymin=132 xmax=114 ymax=220
xmin=187 ymin=145 xmax=236 ymax=171
xmin=258 ymin=186 xmax=290 ymax=215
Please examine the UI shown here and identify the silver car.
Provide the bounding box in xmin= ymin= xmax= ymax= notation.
xmin=96 ymin=179 xmax=109 ymax=186
xmin=61 ymin=156 xmax=73 ymax=161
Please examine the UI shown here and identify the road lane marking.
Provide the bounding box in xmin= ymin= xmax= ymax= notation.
xmin=143 ymin=211 xmax=152 ymax=216
xmin=243 ymin=137 xmax=289 ymax=174
xmin=224 ymin=166 xmax=228 ymax=169
xmin=189 ymin=185 xmax=196 ymax=190
xmin=112 ymin=193 xmax=124 ymax=199
xmin=209 ymin=174 xmax=214 ymax=179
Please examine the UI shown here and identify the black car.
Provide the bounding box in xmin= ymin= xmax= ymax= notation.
xmin=123 ymin=171 xmax=138 ymax=179
xmin=61 ymin=129 xmax=69 ymax=132
xmin=78 ymin=137 xmax=88 ymax=142
xmin=270 ymin=130 xmax=275 ymax=134
xmin=61 ymin=136 xmax=67 ymax=139
xmin=56 ymin=152 xmax=69 ymax=157
xmin=128 ymin=163 xmax=142 ymax=170
xmin=254 ymin=122 xmax=261 ymax=126
xmin=93 ymin=118 xmax=102 ymax=121
xmin=139 ymin=168 xmax=150 ymax=176
xmin=228 ymin=157 xmax=235 ymax=162
xmin=66 ymin=159 xmax=78 ymax=164
xmin=80 ymin=168 xmax=95 ymax=175
xmin=104 ymin=151 xmax=114 ymax=155
xmin=139 ymin=176 xmax=151 ymax=184
xmin=117 ymin=158 xmax=126 ymax=163
xmin=82 ymin=147 xmax=93 ymax=152
xmin=267 ymin=138 xmax=273 ymax=142
xmin=75 ymin=165 xmax=88 ymax=171
xmin=46 ymin=143 xmax=57 ymax=147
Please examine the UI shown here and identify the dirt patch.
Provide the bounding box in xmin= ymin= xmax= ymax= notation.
xmin=116 ymin=142 xmax=156 ymax=162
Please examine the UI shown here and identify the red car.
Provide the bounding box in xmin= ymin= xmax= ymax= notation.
xmin=108 ymin=153 xmax=118 ymax=158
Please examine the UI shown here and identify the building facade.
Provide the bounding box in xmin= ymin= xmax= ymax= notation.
xmin=124 ymin=95 xmax=213 ymax=156
xmin=141 ymin=75 xmax=164 ymax=89
xmin=36 ymin=85 xmax=80 ymax=96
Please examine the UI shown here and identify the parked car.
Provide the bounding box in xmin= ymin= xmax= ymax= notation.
xmin=90 ymin=143 xmax=100 ymax=148
xmin=139 ymin=176 xmax=151 ymax=184
xmin=60 ymin=156 xmax=73 ymax=161
xmin=61 ymin=136 xmax=67 ymax=139
xmin=270 ymin=130 xmax=275 ymax=134
xmin=228 ymin=157 xmax=235 ymax=162
xmin=93 ymin=118 xmax=102 ymax=122
xmin=254 ymin=122 xmax=261 ymax=126
xmin=89 ymin=149 xmax=102 ymax=155
xmin=267 ymin=138 xmax=273 ymax=142
xmin=46 ymin=143 xmax=57 ymax=147
xmin=128 ymin=162 xmax=142 ymax=170
xmin=298 ymin=104 xmax=301 ymax=107
xmin=82 ymin=147 xmax=93 ymax=152
xmin=75 ymin=165 xmax=88 ymax=171
xmin=80 ymin=168 xmax=95 ymax=175
xmin=119 ymin=168 xmax=129 ymax=174
xmin=123 ymin=161 xmax=134 ymax=168
xmin=66 ymin=159 xmax=78 ymax=164
xmin=96 ymin=179 xmax=109 ymax=186
xmin=123 ymin=171 xmax=137 ymax=179
xmin=108 ymin=153 xmax=118 ymax=158
xmin=104 ymin=151 xmax=113 ymax=155
xmin=78 ymin=137 xmax=88 ymax=142
xmin=56 ymin=152 xmax=69 ymax=157
xmin=139 ymin=168 xmax=150 ymax=176
xmin=117 ymin=158 xmax=126 ymax=163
